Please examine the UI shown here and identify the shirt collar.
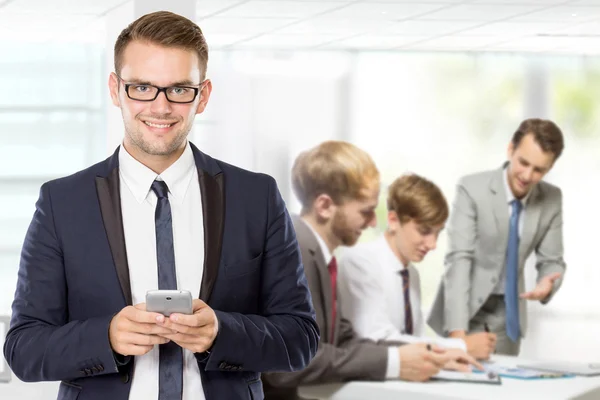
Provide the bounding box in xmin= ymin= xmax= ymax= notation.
xmin=119 ymin=141 xmax=196 ymax=205
xmin=378 ymin=235 xmax=411 ymax=273
xmin=503 ymin=165 xmax=532 ymax=207
xmin=301 ymin=218 xmax=333 ymax=265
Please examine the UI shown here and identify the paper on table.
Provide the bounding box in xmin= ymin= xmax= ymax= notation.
xmin=431 ymin=370 xmax=502 ymax=385
xmin=481 ymin=362 xmax=574 ymax=380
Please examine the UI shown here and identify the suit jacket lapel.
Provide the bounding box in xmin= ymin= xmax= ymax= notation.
xmin=311 ymin=245 xmax=334 ymax=341
xmin=519 ymin=185 xmax=542 ymax=267
xmin=197 ymin=169 xmax=224 ymax=302
xmin=190 ymin=143 xmax=225 ymax=303
xmin=490 ymin=167 xmax=510 ymax=254
xmin=95 ymin=149 xmax=133 ymax=306
xmin=292 ymin=215 xmax=333 ymax=342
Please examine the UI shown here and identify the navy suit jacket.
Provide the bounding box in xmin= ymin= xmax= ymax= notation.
xmin=3 ymin=143 xmax=319 ymax=400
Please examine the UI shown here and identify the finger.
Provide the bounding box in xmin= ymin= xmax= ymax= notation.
xmin=429 ymin=344 xmax=446 ymax=354
xmin=119 ymin=344 xmax=154 ymax=356
xmin=446 ymin=361 xmax=471 ymax=373
xmin=427 ymin=352 xmax=452 ymax=367
xmin=468 ymin=357 xmax=485 ymax=371
xmin=160 ymin=332 xmax=198 ymax=344
xmin=192 ymin=299 xmax=209 ymax=312
xmin=547 ymin=272 xmax=562 ymax=282
xmin=123 ymin=332 xmax=170 ymax=346
xmin=169 ymin=310 xmax=213 ymax=327
xmin=133 ymin=303 xmax=146 ymax=311
xmin=452 ymin=351 xmax=482 ymax=370
xmin=519 ymin=292 xmax=533 ymax=299
xmin=160 ymin=320 xmax=200 ymax=334
xmin=130 ymin=321 xmax=178 ymax=335
xmin=127 ymin=307 xmax=166 ymax=324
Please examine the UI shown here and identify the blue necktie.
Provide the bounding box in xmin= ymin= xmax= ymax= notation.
xmin=151 ymin=180 xmax=183 ymax=400
xmin=505 ymin=199 xmax=522 ymax=343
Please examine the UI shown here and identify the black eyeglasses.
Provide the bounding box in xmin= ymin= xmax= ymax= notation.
xmin=116 ymin=74 xmax=205 ymax=104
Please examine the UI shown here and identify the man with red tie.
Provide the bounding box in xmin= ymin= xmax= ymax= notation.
xmin=263 ymin=141 xmax=479 ymax=400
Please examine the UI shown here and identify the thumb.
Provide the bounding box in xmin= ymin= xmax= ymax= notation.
xmin=546 ymin=272 xmax=562 ymax=283
xmin=192 ymin=299 xmax=208 ymax=311
xmin=429 ymin=344 xmax=446 ymax=354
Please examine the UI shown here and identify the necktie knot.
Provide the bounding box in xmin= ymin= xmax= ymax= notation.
xmin=399 ymin=269 xmax=409 ymax=280
xmin=328 ymin=256 xmax=337 ymax=273
xmin=152 ymin=180 xmax=170 ymax=199
xmin=511 ymin=199 xmax=522 ymax=214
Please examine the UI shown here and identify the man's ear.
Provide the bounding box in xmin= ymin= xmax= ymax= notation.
xmin=108 ymin=73 xmax=121 ymax=108
xmin=507 ymin=140 xmax=515 ymax=160
xmin=313 ymin=193 xmax=336 ymax=221
xmin=387 ymin=210 xmax=399 ymax=233
xmin=195 ymin=79 xmax=212 ymax=115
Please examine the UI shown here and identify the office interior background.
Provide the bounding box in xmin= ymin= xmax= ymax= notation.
xmin=2 ymin=0 xmax=600 ymax=397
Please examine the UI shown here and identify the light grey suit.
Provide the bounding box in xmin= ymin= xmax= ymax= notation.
xmin=428 ymin=165 xmax=566 ymax=354
xmin=263 ymin=215 xmax=390 ymax=400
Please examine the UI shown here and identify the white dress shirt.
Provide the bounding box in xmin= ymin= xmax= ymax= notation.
xmin=119 ymin=142 xmax=205 ymax=400
xmin=301 ymin=219 xmax=401 ymax=379
xmin=338 ymin=235 xmax=466 ymax=351
xmin=491 ymin=167 xmax=532 ymax=294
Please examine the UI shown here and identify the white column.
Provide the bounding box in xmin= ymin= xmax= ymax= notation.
xmin=104 ymin=0 xmax=197 ymax=155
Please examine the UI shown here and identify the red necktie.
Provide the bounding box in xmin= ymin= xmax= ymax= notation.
xmin=328 ymin=256 xmax=338 ymax=343
xmin=399 ymin=269 xmax=413 ymax=335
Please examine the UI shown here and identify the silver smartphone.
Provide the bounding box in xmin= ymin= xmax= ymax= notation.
xmin=146 ymin=290 xmax=193 ymax=316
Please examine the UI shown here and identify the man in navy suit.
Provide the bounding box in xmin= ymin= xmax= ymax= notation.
xmin=3 ymin=11 xmax=318 ymax=400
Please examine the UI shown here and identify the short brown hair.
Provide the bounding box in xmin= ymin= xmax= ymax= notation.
xmin=387 ymin=174 xmax=448 ymax=227
xmin=292 ymin=141 xmax=379 ymax=212
xmin=114 ymin=11 xmax=209 ymax=80
xmin=511 ymin=118 xmax=564 ymax=160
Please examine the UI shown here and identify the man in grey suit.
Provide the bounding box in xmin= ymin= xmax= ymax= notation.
xmin=263 ymin=141 xmax=480 ymax=400
xmin=428 ymin=118 xmax=566 ymax=356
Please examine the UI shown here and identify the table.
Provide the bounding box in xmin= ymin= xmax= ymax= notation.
xmin=298 ymin=356 xmax=600 ymax=400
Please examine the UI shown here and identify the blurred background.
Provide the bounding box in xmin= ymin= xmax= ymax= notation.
xmin=1 ymin=0 xmax=600 ymax=397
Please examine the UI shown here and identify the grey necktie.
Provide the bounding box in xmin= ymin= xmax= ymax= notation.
xmin=151 ymin=180 xmax=183 ymax=400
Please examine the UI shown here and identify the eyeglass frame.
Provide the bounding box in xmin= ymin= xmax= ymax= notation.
xmin=115 ymin=73 xmax=207 ymax=104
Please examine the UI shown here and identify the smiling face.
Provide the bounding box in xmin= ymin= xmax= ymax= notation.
xmin=329 ymin=185 xmax=380 ymax=247
xmin=108 ymin=40 xmax=211 ymax=161
xmin=387 ymin=216 xmax=444 ymax=266
xmin=506 ymin=133 xmax=555 ymax=199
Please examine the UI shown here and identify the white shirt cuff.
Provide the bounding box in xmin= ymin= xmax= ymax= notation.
xmin=385 ymin=347 xmax=400 ymax=379
xmin=448 ymin=337 xmax=467 ymax=352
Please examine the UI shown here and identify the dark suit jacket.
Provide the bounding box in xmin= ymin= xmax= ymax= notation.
xmin=3 ymin=143 xmax=319 ymax=400
xmin=263 ymin=216 xmax=390 ymax=400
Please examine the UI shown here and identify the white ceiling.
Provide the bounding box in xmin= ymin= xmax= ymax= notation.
xmin=1 ymin=0 xmax=600 ymax=54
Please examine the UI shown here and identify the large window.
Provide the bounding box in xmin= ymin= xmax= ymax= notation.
xmin=0 ymin=43 xmax=105 ymax=314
